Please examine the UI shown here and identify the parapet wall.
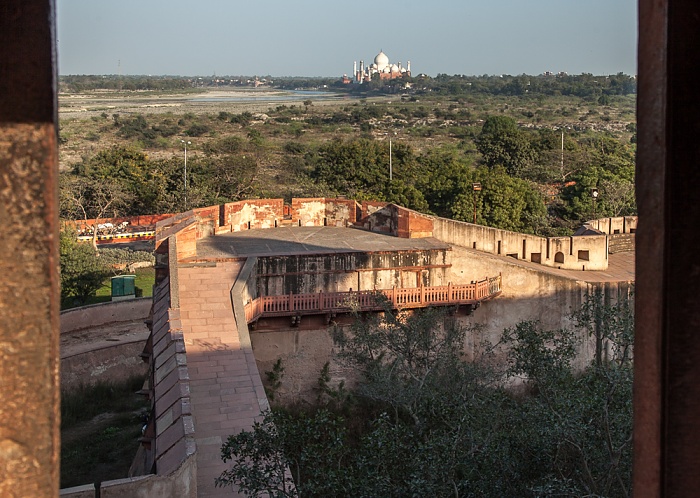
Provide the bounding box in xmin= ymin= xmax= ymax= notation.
xmin=154 ymin=198 xmax=637 ymax=271
xmin=60 ymin=298 xmax=152 ymax=333
xmin=66 ymin=213 xmax=174 ymax=233
xmin=432 ymin=217 xmax=609 ymax=271
xmin=155 ymin=198 xmax=439 ymax=263
xmin=587 ymin=216 xmax=638 ymax=235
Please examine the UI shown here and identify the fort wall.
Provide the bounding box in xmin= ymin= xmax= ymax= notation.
xmin=153 ymin=198 xmax=634 ymax=272
xmin=60 ymin=299 xmax=151 ymax=389
xmin=432 ymin=217 xmax=609 ymax=270
xmin=248 ymin=247 xmax=634 ymax=402
xmin=60 ymin=298 xmax=152 ymax=333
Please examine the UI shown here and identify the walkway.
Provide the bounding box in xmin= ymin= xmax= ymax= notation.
xmin=245 ymin=276 xmax=502 ymax=323
xmin=177 ymin=261 xmax=267 ymax=497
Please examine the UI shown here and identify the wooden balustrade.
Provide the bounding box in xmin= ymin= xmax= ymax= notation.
xmin=243 ymin=274 xmax=501 ymax=323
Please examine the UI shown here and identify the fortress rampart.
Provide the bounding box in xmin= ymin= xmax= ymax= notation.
xmin=62 ymin=198 xmax=635 ymax=495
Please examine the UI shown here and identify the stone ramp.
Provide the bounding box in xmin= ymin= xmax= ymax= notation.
xmin=178 ymin=262 xmax=267 ymax=497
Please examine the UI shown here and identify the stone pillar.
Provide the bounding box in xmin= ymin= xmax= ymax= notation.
xmin=0 ymin=1 xmax=60 ymax=496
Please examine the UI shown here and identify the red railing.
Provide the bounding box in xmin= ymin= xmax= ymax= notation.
xmin=244 ymin=274 xmax=501 ymax=323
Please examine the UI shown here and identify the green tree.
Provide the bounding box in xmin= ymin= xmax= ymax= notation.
xmin=450 ymin=166 xmax=547 ymax=234
xmin=59 ymin=229 xmax=110 ymax=307
xmin=59 ymin=174 xmax=132 ymax=249
xmin=219 ymin=297 xmax=633 ymax=497
xmin=476 ymin=115 xmax=537 ymax=177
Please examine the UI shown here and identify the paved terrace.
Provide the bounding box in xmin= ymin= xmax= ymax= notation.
xmin=196 ymin=226 xmax=451 ymax=258
xmin=177 ymin=227 xmax=633 ymax=496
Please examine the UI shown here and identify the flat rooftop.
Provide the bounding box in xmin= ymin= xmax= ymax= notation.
xmin=194 ymin=226 xmax=635 ymax=284
xmin=196 ymin=226 xmax=451 ymax=258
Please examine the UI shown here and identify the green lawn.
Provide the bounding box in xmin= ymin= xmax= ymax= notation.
xmin=92 ymin=267 xmax=155 ymax=303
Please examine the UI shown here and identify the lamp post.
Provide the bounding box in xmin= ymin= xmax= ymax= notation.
xmin=472 ymin=182 xmax=482 ymax=224
xmin=385 ymin=131 xmax=397 ymax=181
xmin=389 ymin=137 xmax=392 ymax=181
xmin=591 ymin=187 xmax=599 ymax=219
xmin=181 ymin=140 xmax=191 ymax=210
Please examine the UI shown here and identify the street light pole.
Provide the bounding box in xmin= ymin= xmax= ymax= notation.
xmin=472 ymin=182 xmax=482 ymax=224
xmin=389 ymin=138 xmax=392 ymax=181
xmin=591 ymin=187 xmax=599 ymax=219
xmin=181 ymin=140 xmax=191 ymax=210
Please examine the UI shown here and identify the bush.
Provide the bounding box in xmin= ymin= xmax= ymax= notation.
xmin=185 ymin=123 xmax=210 ymax=137
xmin=99 ymin=247 xmax=155 ymax=268
xmin=60 ymin=230 xmax=111 ymax=308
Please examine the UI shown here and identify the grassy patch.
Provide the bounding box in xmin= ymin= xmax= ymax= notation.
xmin=94 ymin=267 xmax=155 ymax=299
xmin=62 ymin=375 xmax=147 ymax=429
xmin=61 ymin=267 xmax=155 ymax=310
xmin=61 ymin=375 xmax=150 ymax=488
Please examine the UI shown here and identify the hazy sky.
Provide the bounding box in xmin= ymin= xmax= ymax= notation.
xmin=57 ymin=0 xmax=637 ymax=77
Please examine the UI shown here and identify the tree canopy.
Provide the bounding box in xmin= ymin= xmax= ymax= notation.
xmin=218 ymin=293 xmax=633 ymax=497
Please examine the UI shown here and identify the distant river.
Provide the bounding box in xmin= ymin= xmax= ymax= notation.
xmin=189 ymin=90 xmax=344 ymax=103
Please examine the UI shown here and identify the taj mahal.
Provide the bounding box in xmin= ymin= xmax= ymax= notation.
xmin=347 ymin=50 xmax=411 ymax=83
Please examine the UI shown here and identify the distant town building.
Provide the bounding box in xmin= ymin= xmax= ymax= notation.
xmin=348 ymin=50 xmax=411 ymax=84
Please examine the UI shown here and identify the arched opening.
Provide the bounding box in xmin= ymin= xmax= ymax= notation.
xmin=554 ymin=252 xmax=565 ymax=264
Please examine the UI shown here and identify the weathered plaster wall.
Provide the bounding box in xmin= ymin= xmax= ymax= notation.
xmin=359 ymin=202 xmax=395 ymax=234
xmin=292 ymin=197 xmax=327 ymax=226
xmin=255 ymin=249 xmax=450 ymax=296
xmin=326 ymin=199 xmax=360 ymax=226
xmin=588 ymin=216 xmax=638 ymax=235
xmin=445 ymin=246 xmax=633 ymax=368
xmin=225 ymin=199 xmax=284 ymax=231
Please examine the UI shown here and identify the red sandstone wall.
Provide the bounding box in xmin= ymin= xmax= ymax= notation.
xmin=175 ymin=223 xmax=198 ymax=261
xmin=396 ymin=206 xmax=434 ymax=238
xmin=67 ymin=214 xmax=174 ymax=231
xmin=325 ymin=199 xmax=359 ymax=226
xmin=224 ymin=199 xmax=284 ymax=230
xmin=292 ymin=197 xmax=327 ymax=226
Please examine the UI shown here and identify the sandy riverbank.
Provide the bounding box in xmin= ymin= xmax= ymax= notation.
xmin=59 ymin=87 xmax=356 ymax=118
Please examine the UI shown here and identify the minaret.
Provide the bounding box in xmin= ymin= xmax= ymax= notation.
xmin=407 ymin=60 xmax=411 ymax=73
xmin=353 ymin=60 xmax=357 ymax=78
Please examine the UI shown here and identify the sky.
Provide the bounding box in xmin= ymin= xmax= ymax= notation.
xmin=57 ymin=0 xmax=638 ymax=77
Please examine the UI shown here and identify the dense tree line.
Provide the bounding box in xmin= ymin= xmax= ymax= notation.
xmin=59 ymin=73 xmax=635 ymax=99
xmin=60 ymin=143 xmax=259 ymax=221
xmin=60 ymin=111 xmax=635 ymax=236
xmin=424 ymin=73 xmax=636 ymax=98
xmin=217 ymin=294 xmax=633 ymax=497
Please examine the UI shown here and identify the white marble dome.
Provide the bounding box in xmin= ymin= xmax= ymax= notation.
xmin=374 ymin=51 xmax=389 ymax=71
